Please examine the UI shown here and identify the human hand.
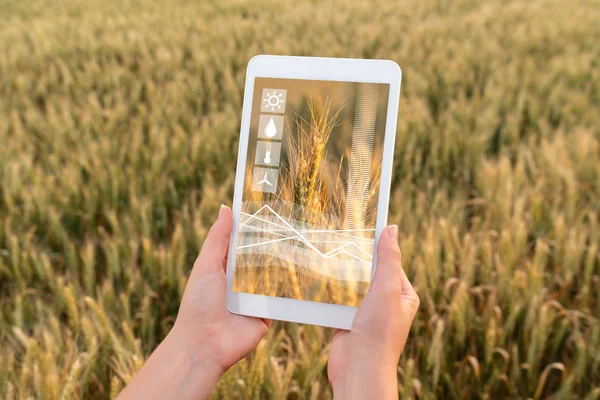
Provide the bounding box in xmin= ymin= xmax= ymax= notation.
xmin=327 ymin=225 xmax=420 ymax=400
xmin=118 ymin=205 xmax=270 ymax=400
xmin=172 ymin=204 xmax=271 ymax=371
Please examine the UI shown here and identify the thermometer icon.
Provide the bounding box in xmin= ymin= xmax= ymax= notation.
xmin=264 ymin=143 xmax=272 ymax=164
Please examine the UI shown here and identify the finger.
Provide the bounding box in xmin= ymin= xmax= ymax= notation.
xmin=262 ymin=318 xmax=273 ymax=329
xmin=369 ymin=225 xmax=403 ymax=298
xmin=193 ymin=205 xmax=233 ymax=274
xmin=399 ymin=265 xmax=420 ymax=313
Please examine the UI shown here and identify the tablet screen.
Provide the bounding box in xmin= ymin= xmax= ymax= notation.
xmin=233 ymin=78 xmax=390 ymax=307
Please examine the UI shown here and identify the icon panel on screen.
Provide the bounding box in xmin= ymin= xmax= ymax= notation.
xmin=258 ymin=115 xmax=284 ymax=140
xmin=261 ymin=89 xmax=287 ymax=113
xmin=255 ymin=141 xmax=281 ymax=167
xmin=252 ymin=167 xmax=279 ymax=193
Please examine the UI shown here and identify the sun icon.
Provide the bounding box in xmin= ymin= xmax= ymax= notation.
xmin=262 ymin=89 xmax=287 ymax=112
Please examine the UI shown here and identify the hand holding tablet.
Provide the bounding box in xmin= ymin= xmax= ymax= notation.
xmin=119 ymin=56 xmax=419 ymax=400
xmin=227 ymin=55 xmax=403 ymax=329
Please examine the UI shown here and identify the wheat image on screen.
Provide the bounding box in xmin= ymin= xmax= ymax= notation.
xmin=233 ymin=78 xmax=389 ymax=307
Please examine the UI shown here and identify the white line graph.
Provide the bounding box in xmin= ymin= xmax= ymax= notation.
xmin=237 ymin=236 xmax=295 ymax=249
xmin=239 ymin=223 xmax=290 ymax=238
xmin=240 ymin=235 xmax=372 ymax=264
xmin=238 ymin=205 xmax=375 ymax=265
xmin=240 ymin=209 xmax=375 ymax=242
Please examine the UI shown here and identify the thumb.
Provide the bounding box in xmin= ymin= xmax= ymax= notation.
xmin=370 ymin=225 xmax=403 ymax=298
xmin=370 ymin=225 xmax=419 ymax=314
xmin=351 ymin=225 xmax=418 ymax=359
xmin=193 ymin=204 xmax=233 ymax=274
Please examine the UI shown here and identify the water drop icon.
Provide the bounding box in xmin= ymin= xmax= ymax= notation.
xmin=264 ymin=117 xmax=277 ymax=138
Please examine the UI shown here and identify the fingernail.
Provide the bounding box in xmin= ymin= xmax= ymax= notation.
xmin=388 ymin=225 xmax=398 ymax=239
xmin=219 ymin=204 xmax=226 ymax=217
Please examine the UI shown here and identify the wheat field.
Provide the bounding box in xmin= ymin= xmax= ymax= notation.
xmin=0 ymin=0 xmax=599 ymax=398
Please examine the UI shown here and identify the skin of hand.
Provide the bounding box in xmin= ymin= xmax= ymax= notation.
xmin=327 ymin=225 xmax=420 ymax=400
xmin=117 ymin=205 xmax=271 ymax=400
xmin=118 ymin=207 xmax=418 ymax=400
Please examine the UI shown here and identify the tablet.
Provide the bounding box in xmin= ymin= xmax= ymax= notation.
xmin=226 ymin=55 xmax=401 ymax=329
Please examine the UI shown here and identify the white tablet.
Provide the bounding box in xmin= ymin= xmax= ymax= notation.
xmin=226 ymin=55 xmax=401 ymax=329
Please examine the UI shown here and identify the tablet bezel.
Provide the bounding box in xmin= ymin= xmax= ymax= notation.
xmin=226 ymin=55 xmax=401 ymax=329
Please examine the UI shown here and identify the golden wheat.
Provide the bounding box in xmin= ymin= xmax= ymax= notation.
xmin=1 ymin=0 xmax=599 ymax=398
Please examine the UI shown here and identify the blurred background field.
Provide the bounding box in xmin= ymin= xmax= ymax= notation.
xmin=0 ymin=0 xmax=599 ymax=398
